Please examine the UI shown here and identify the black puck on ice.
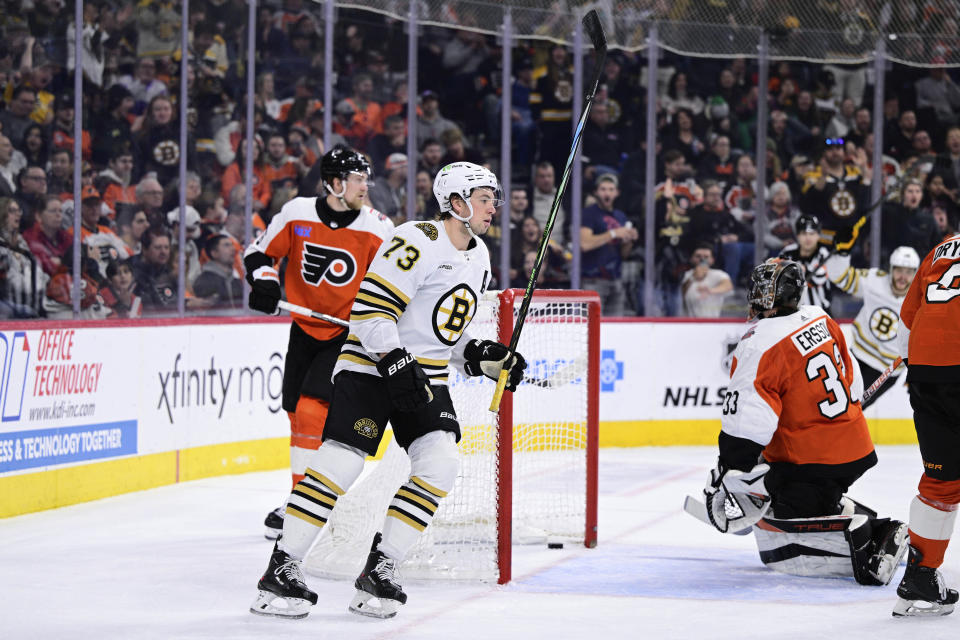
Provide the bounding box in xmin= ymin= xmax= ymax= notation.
xmin=547 ymin=542 xmax=564 ymax=549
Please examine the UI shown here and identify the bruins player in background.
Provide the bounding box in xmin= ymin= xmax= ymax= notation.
xmin=702 ymin=258 xmax=907 ymax=586
xmin=891 ymin=232 xmax=960 ymax=617
xmin=243 ymin=145 xmax=393 ymax=539
xmin=825 ymin=245 xmax=920 ymax=408
xmin=249 ymin=162 xmax=527 ymax=620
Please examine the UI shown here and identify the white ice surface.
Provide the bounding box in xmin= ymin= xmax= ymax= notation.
xmin=3 ymin=446 xmax=958 ymax=639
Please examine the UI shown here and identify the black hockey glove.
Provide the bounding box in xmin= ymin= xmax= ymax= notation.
xmin=247 ymin=266 xmax=281 ymax=315
xmin=377 ymin=347 xmax=434 ymax=412
xmin=832 ymin=215 xmax=867 ymax=255
xmin=463 ymin=339 xmax=527 ymax=392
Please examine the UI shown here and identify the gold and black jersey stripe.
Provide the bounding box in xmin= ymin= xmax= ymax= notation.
xmin=833 ymin=266 xmax=864 ymax=295
xmin=417 ymin=357 xmax=450 ymax=384
xmin=351 ymin=273 xmax=410 ymax=324
xmin=337 ymin=333 xmax=378 ymax=369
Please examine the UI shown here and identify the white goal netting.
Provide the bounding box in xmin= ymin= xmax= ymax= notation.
xmin=304 ymin=290 xmax=596 ymax=583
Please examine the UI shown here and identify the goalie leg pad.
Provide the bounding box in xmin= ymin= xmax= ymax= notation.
xmin=380 ymin=431 xmax=459 ymax=561
xmin=754 ymin=513 xmax=907 ymax=585
xmin=280 ymin=441 xmax=366 ymax=559
xmin=754 ymin=514 xmax=864 ymax=579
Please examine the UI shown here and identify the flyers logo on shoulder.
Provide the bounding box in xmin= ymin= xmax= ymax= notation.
xmin=301 ymin=243 xmax=357 ymax=287
xmin=433 ymin=284 xmax=477 ymax=346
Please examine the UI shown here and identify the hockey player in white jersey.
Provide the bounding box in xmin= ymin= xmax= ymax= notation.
xmin=825 ymin=246 xmax=919 ymax=407
xmin=702 ymin=258 xmax=907 ymax=585
xmin=249 ymin=162 xmax=527 ymax=620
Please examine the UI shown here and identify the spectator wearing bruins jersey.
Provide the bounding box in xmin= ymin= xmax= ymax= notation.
xmin=780 ymin=214 xmax=834 ymax=311
xmin=702 ymin=258 xmax=906 ymax=588
xmin=243 ymin=145 xmax=393 ymax=539
xmin=250 ymin=162 xmax=527 ymax=620
xmin=825 ymin=246 xmax=920 ymax=408
xmin=891 ymin=233 xmax=960 ymax=616
xmin=799 ymin=138 xmax=872 ymax=246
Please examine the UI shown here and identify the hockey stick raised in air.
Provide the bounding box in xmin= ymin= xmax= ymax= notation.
xmin=860 ymin=356 xmax=903 ymax=407
xmin=489 ymin=9 xmax=607 ymax=412
xmin=277 ymin=300 xmax=348 ymax=327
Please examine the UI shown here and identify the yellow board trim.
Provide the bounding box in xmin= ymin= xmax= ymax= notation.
xmin=387 ymin=506 xmax=427 ymax=531
xmin=597 ymin=419 xmax=918 ymax=446
xmin=0 ymin=436 xmax=288 ymax=519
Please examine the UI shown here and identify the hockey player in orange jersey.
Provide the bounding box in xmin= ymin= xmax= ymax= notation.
xmin=243 ymin=145 xmax=393 ymax=539
xmin=702 ymin=258 xmax=908 ymax=585
xmin=891 ymin=232 xmax=960 ymax=617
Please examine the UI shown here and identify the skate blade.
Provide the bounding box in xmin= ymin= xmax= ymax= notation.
xmin=348 ymin=590 xmax=401 ymax=619
xmin=250 ymin=589 xmax=312 ymax=619
xmin=264 ymin=527 xmax=281 ymax=541
xmin=892 ymin=597 xmax=956 ymax=617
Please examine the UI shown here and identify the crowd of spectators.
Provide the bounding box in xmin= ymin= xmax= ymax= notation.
xmin=0 ymin=1 xmax=958 ymax=320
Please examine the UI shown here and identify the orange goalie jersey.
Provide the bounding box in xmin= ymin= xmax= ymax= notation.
xmin=722 ymin=305 xmax=874 ymax=467
xmin=897 ymin=233 xmax=960 ymax=382
xmin=245 ymin=197 xmax=393 ymax=341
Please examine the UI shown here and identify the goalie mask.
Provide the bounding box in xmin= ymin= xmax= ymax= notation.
xmin=748 ymin=258 xmax=804 ymax=317
xmin=433 ymin=162 xmax=503 ymax=223
xmin=321 ymin=144 xmax=372 ymax=202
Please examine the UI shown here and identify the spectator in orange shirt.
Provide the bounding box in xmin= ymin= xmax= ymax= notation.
xmin=341 ymin=72 xmax=382 ymax=145
xmin=332 ymin=99 xmax=368 ymax=151
xmin=98 ymin=151 xmax=136 ymax=218
xmin=262 ymin=132 xmax=300 ymax=192
xmin=222 ymin=137 xmax=272 ymax=214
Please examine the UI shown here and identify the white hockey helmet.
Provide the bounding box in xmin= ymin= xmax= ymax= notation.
xmin=889 ymin=246 xmax=920 ymax=270
xmin=433 ymin=162 xmax=503 ymax=222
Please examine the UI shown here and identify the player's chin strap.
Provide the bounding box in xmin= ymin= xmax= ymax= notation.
xmin=324 ymin=179 xmax=349 ymax=209
xmin=449 ymin=199 xmax=475 ymax=226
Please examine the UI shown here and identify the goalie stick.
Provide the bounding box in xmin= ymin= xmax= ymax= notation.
xmin=861 ymin=356 xmax=903 ymax=406
xmin=490 ymin=9 xmax=608 ymax=411
xmin=277 ymin=300 xmax=348 ymax=327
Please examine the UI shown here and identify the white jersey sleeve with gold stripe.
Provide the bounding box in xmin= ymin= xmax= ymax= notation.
xmin=826 ymin=253 xmax=905 ymax=373
xmin=334 ymin=220 xmax=492 ymax=385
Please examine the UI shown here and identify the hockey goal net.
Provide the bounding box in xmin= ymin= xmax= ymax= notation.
xmin=303 ymin=289 xmax=599 ymax=584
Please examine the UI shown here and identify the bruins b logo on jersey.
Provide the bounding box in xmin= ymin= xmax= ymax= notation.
xmin=869 ymin=306 xmax=899 ymax=342
xmin=433 ymin=284 xmax=478 ymax=345
xmin=301 ymin=242 xmax=357 ymax=287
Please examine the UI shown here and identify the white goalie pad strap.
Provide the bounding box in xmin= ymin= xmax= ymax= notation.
xmin=753 ymin=514 xmax=868 ymax=579
xmin=910 ymin=495 xmax=959 ymax=541
xmin=253 ymin=266 xmax=280 ymax=282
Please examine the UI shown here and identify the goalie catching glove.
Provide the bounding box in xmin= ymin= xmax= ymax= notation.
xmin=463 ymin=340 xmax=527 ymax=392
xmin=246 ymin=266 xmax=282 ymax=315
xmin=377 ymin=348 xmax=434 ymax=412
xmin=704 ymin=459 xmax=771 ymax=534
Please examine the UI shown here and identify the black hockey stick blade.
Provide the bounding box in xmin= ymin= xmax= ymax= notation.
xmin=582 ymin=9 xmax=607 ymax=55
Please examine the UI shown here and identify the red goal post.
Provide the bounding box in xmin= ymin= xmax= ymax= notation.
xmin=304 ymin=289 xmax=599 ymax=585
xmin=493 ymin=288 xmax=600 ymax=583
